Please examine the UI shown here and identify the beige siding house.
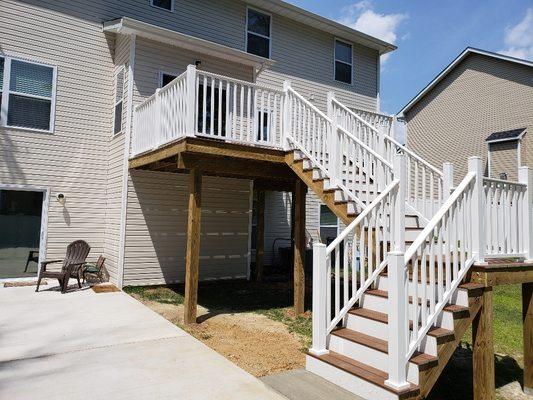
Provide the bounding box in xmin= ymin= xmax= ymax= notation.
xmin=0 ymin=0 xmax=393 ymax=285
xmin=400 ymin=47 xmax=533 ymax=182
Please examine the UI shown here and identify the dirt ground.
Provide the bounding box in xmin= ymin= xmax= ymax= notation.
xmin=132 ymin=296 xmax=306 ymax=377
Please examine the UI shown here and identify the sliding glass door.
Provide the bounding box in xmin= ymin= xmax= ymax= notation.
xmin=0 ymin=189 xmax=45 ymax=279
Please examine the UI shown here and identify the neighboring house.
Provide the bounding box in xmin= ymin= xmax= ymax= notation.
xmin=0 ymin=0 xmax=393 ymax=285
xmin=399 ymin=47 xmax=533 ymax=182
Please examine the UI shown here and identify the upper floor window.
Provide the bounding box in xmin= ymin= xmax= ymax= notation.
xmin=334 ymin=39 xmax=352 ymax=84
xmin=113 ymin=67 xmax=125 ymax=135
xmin=160 ymin=72 xmax=177 ymax=88
xmin=246 ymin=8 xmax=271 ymax=58
xmin=0 ymin=56 xmax=56 ymax=132
xmin=150 ymin=0 xmax=174 ymax=12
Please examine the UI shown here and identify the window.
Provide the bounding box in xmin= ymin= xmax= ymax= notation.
xmin=113 ymin=68 xmax=125 ymax=135
xmin=319 ymin=204 xmax=338 ymax=245
xmin=160 ymin=72 xmax=177 ymax=88
xmin=334 ymin=39 xmax=352 ymax=84
xmin=246 ymin=8 xmax=271 ymax=58
xmin=256 ymin=110 xmax=270 ymax=142
xmin=0 ymin=56 xmax=56 ymax=132
xmin=150 ymin=0 xmax=173 ymax=11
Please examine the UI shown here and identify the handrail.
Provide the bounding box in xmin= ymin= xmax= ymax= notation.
xmin=326 ymin=179 xmax=399 ymax=255
xmin=404 ymin=172 xmax=475 ymax=263
xmin=332 ymin=97 xmax=443 ymax=177
xmin=483 ymin=176 xmax=525 ymax=186
xmin=338 ymin=125 xmax=393 ymax=170
xmin=287 ymin=87 xmax=331 ymax=122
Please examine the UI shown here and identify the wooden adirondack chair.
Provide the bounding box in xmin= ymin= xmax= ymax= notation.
xmin=36 ymin=240 xmax=91 ymax=293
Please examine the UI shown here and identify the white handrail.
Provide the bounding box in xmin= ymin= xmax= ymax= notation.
xmin=287 ymin=87 xmax=331 ymax=122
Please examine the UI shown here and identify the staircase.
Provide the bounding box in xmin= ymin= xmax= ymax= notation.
xmin=281 ymin=86 xmax=532 ymax=399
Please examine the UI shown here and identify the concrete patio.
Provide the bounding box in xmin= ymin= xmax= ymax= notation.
xmin=0 ymin=282 xmax=286 ymax=400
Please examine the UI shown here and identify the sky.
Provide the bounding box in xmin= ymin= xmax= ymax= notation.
xmin=286 ymin=0 xmax=533 ymax=115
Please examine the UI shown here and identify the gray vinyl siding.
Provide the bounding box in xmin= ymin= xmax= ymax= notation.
xmin=0 ymin=0 xmax=115 ymax=267
xmin=123 ymin=171 xmax=251 ymax=286
xmin=405 ymin=53 xmax=533 ymax=182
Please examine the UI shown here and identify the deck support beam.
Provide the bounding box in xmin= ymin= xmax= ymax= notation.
xmin=472 ymin=287 xmax=495 ymax=400
xmin=523 ymin=282 xmax=533 ymax=395
xmin=184 ymin=168 xmax=202 ymax=325
xmin=293 ymin=179 xmax=306 ymax=315
xmin=255 ymin=190 xmax=266 ymax=282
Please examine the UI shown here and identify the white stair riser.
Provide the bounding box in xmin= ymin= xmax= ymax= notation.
xmin=405 ymin=229 xmax=425 ymax=242
xmin=328 ymin=335 xmax=420 ymax=385
xmin=405 ymin=215 xmax=422 ymax=229
xmin=306 ymin=356 xmax=399 ymax=400
xmin=346 ymin=313 xmax=438 ymax=356
xmin=312 ymin=169 xmax=325 ymax=180
xmin=360 ymin=294 xmax=456 ymax=330
xmin=376 ymin=276 xmax=470 ymax=307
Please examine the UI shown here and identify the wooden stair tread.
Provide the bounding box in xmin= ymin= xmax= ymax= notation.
xmin=364 ymin=289 xmax=470 ymax=317
xmin=331 ymin=328 xmax=438 ymax=368
xmin=349 ymin=307 xmax=455 ymax=343
xmin=308 ymin=351 xmax=420 ymax=397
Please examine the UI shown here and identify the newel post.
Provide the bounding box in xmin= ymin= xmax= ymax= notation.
xmin=443 ymin=162 xmax=454 ymax=200
xmin=281 ymin=80 xmax=292 ymax=150
xmin=185 ymin=64 xmax=197 ymax=136
xmin=469 ymin=156 xmax=485 ymax=263
xmin=385 ymin=152 xmax=410 ymax=391
xmin=309 ymin=243 xmax=328 ymax=356
xmin=519 ymin=166 xmax=533 ymax=261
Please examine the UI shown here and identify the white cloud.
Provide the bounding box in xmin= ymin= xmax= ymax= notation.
xmin=337 ymin=1 xmax=407 ymax=62
xmin=500 ymin=8 xmax=533 ymax=61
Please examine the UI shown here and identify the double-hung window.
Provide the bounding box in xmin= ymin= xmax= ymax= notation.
xmin=113 ymin=68 xmax=125 ymax=135
xmin=0 ymin=56 xmax=56 ymax=132
xmin=319 ymin=204 xmax=339 ymax=245
xmin=246 ymin=8 xmax=271 ymax=58
xmin=334 ymin=39 xmax=353 ymax=84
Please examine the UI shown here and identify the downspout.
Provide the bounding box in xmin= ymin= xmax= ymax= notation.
xmin=117 ymin=33 xmax=136 ymax=289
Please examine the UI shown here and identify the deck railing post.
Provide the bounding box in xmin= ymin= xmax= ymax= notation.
xmin=326 ymin=91 xmax=340 ymax=188
xmin=281 ymin=80 xmax=292 ymax=150
xmin=469 ymin=156 xmax=485 ymax=262
xmin=185 ymin=64 xmax=197 ymax=136
xmin=154 ymin=88 xmax=162 ymax=149
xmin=385 ymin=153 xmax=410 ymax=391
xmin=519 ymin=166 xmax=533 ymax=260
xmin=309 ymin=242 xmax=328 ymax=356
xmin=443 ymin=162 xmax=454 ymax=200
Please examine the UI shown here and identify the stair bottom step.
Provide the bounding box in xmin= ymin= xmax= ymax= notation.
xmin=307 ymin=352 xmax=420 ymax=400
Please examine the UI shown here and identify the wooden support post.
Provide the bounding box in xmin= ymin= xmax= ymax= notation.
xmin=255 ymin=190 xmax=265 ymax=282
xmin=472 ymin=287 xmax=495 ymax=400
xmin=293 ymin=179 xmax=306 ymax=315
xmin=523 ymin=282 xmax=533 ymax=395
xmin=184 ymin=168 xmax=202 ymax=325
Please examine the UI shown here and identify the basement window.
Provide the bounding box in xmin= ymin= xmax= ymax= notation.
xmin=0 ymin=56 xmax=57 ymax=132
xmin=246 ymin=8 xmax=271 ymax=58
xmin=319 ymin=205 xmax=339 ymax=245
xmin=334 ymin=39 xmax=353 ymax=84
xmin=150 ymin=0 xmax=174 ymax=12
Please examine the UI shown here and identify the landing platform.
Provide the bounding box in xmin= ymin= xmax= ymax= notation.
xmin=469 ymin=258 xmax=533 ymax=286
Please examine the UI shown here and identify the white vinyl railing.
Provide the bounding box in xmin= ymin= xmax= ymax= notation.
xmin=132 ymin=65 xmax=284 ymax=157
xmin=309 ymin=154 xmax=405 ymax=356
xmin=484 ymin=176 xmax=528 ymax=257
xmin=330 ymin=95 xmax=444 ymax=222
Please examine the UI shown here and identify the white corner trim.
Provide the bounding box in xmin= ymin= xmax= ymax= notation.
xmin=117 ymin=33 xmax=136 ymax=289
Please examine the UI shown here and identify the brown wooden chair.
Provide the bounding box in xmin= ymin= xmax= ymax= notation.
xmin=36 ymin=240 xmax=91 ymax=293
xmin=82 ymin=255 xmax=106 ymax=283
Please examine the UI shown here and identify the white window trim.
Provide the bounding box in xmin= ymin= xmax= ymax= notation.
xmin=113 ymin=66 xmax=125 ymax=135
xmin=334 ymin=38 xmax=353 ymax=85
xmin=245 ymin=6 xmax=272 ymax=59
xmin=0 ymin=183 xmax=50 ymax=282
xmin=149 ymin=0 xmax=174 ymax=12
xmin=0 ymin=54 xmax=57 ymax=134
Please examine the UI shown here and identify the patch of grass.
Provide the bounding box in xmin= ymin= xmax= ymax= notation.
xmin=461 ymin=284 xmax=523 ymax=359
xmin=124 ymin=285 xmax=184 ymax=305
xmin=258 ymin=307 xmax=312 ymax=350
